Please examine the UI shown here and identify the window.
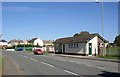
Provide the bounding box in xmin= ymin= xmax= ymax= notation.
xmin=69 ymin=43 xmax=78 ymax=48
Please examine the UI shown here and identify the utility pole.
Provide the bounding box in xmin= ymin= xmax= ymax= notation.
xmin=95 ymin=0 xmax=104 ymax=37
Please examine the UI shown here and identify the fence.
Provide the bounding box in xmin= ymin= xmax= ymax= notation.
xmin=106 ymin=47 xmax=120 ymax=56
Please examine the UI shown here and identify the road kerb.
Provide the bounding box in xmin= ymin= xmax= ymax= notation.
xmin=54 ymin=54 xmax=120 ymax=63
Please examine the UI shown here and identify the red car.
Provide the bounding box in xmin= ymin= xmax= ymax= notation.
xmin=33 ymin=49 xmax=43 ymax=55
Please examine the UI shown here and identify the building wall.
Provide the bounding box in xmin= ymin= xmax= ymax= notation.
xmin=86 ymin=36 xmax=98 ymax=55
xmin=0 ymin=42 xmax=8 ymax=49
xmin=63 ymin=43 xmax=86 ymax=54
xmin=0 ymin=42 xmax=8 ymax=46
xmin=98 ymin=37 xmax=106 ymax=56
xmin=43 ymin=46 xmax=54 ymax=52
xmin=54 ymin=43 xmax=62 ymax=53
xmin=34 ymin=38 xmax=43 ymax=46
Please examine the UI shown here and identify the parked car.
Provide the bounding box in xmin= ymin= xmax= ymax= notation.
xmin=33 ymin=49 xmax=44 ymax=55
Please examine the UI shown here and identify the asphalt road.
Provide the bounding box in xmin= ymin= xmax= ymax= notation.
xmin=2 ymin=51 xmax=120 ymax=77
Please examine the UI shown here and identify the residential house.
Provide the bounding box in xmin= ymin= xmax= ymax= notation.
xmin=29 ymin=38 xmax=43 ymax=47
xmin=0 ymin=39 xmax=8 ymax=49
xmin=8 ymin=39 xmax=24 ymax=46
xmin=43 ymin=40 xmax=54 ymax=52
xmin=54 ymin=31 xmax=108 ymax=56
xmin=23 ymin=40 xmax=29 ymax=44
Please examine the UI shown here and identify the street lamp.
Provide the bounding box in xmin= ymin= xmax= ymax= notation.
xmin=95 ymin=0 xmax=105 ymax=56
xmin=95 ymin=0 xmax=104 ymax=37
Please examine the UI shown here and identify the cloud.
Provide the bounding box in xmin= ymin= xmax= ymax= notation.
xmin=2 ymin=6 xmax=47 ymax=12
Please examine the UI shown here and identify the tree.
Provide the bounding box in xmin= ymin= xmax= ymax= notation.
xmin=114 ymin=35 xmax=120 ymax=47
xmin=73 ymin=33 xmax=79 ymax=37
xmin=80 ymin=31 xmax=89 ymax=35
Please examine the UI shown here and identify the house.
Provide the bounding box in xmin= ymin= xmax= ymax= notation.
xmin=43 ymin=40 xmax=54 ymax=52
xmin=43 ymin=40 xmax=54 ymax=46
xmin=54 ymin=31 xmax=108 ymax=56
xmin=29 ymin=38 xmax=43 ymax=47
xmin=8 ymin=39 xmax=24 ymax=46
xmin=23 ymin=40 xmax=29 ymax=44
xmin=0 ymin=39 xmax=8 ymax=49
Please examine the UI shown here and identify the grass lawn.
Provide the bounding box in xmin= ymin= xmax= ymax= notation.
xmin=99 ymin=55 xmax=120 ymax=60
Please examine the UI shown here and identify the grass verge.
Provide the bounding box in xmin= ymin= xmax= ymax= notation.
xmin=0 ymin=54 xmax=2 ymax=76
xmin=99 ymin=55 xmax=120 ymax=60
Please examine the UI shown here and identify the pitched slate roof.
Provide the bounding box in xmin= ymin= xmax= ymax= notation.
xmin=54 ymin=33 xmax=108 ymax=44
xmin=0 ymin=39 xmax=7 ymax=42
xmin=29 ymin=38 xmax=38 ymax=43
xmin=8 ymin=39 xmax=23 ymax=43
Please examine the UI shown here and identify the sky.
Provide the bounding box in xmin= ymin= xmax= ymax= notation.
xmin=1 ymin=2 xmax=118 ymax=42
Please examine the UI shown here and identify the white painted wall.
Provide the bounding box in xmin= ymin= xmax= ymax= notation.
xmin=49 ymin=47 xmax=54 ymax=52
xmin=7 ymin=49 xmax=15 ymax=51
xmin=34 ymin=38 xmax=43 ymax=46
xmin=43 ymin=47 xmax=47 ymax=51
xmin=86 ymin=36 xmax=98 ymax=55
xmin=0 ymin=42 xmax=8 ymax=46
xmin=8 ymin=43 xmax=12 ymax=47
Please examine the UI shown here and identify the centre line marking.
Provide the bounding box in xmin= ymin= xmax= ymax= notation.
xmin=23 ymin=56 xmax=29 ymax=58
xmin=64 ymin=70 xmax=79 ymax=76
xmin=85 ymin=64 xmax=92 ymax=67
xmin=30 ymin=58 xmax=38 ymax=61
xmin=41 ymin=62 xmax=55 ymax=67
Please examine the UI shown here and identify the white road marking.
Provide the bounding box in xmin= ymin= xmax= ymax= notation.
xmin=30 ymin=58 xmax=38 ymax=62
xmin=97 ymin=66 xmax=105 ymax=70
xmin=85 ymin=64 xmax=92 ymax=67
xmin=64 ymin=70 xmax=79 ymax=76
xmin=23 ymin=56 xmax=29 ymax=58
xmin=41 ymin=62 xmax=55 ymax=67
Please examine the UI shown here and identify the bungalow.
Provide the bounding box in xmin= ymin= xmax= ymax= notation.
xmin=8 ymin=39 xmax=24 ymax=46
xmin=0 ymin=39 xmax=8 ymax=49
xmin=54 ymin=31 xmax=108 ymax=56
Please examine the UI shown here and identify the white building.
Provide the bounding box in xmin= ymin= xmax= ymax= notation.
xmin=29 ymin=38 xmax=43 ymax=47
xmin=43 ymin=40 xmax=54 ymax=52
xmin=0 ymin=39 xmax=8 ymax=49
xmin=54 ymin=32 xmax=108 ymax=56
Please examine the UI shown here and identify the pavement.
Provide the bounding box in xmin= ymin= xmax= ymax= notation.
xmin=51 ymin=53 xmax=120 ymax=63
